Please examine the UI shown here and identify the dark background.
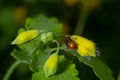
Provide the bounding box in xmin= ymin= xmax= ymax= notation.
xmin=0 ymin=0 xmax=120 ymax=80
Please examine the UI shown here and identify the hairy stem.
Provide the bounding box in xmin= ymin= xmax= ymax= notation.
xmin=74 ymin=4 xmax=89 ymax=35
xmin=52 ymin=40 xmax=60 ymax=54
xmin=3 ymin=60 xmax=21 ymax=80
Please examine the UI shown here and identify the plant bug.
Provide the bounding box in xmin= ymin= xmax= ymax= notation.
xmin=64 ymin=36 xmax=78 ymax=50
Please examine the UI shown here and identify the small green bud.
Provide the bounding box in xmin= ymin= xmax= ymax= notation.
xmin=12 ymin=30 xmax=39 ymax=44
xmin=41 ymin=32 xmax=54 ymax=44
xmin=18 ymin=28 xmax=26 ymax=34
xmin=44 ymin=53 xmax=58 ymax=78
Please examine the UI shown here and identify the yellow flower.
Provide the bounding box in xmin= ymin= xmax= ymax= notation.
xmin=12 ymin=30 xmax=39 ymax=44
xmin=44 ymin=53 xmax=58 ymax=78
xmin=71 ymin=35 xmax=96 ymax=57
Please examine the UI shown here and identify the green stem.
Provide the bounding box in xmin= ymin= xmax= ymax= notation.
xmin=53 ymin=40 xmax=60 ymax=54
xmin=74 ymin=4 xmax=90 ymax=35
xmin=55 ymin=34 xmax=66 ymax=37
xmin=3 ymin=60 xmax=21 ymax=80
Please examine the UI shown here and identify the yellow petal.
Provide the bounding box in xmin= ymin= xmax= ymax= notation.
xmin=12 ymin=30 xmax=39 ymax=44
xmin=71 ymin=35 xmax=96 ymax=57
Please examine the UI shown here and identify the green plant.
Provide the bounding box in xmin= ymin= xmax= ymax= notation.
xmin=3 ymin=15 xmax=114 ymax=80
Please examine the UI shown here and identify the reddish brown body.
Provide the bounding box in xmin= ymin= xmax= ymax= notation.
xmin=64 ymin=36 xmax=78 ymax=50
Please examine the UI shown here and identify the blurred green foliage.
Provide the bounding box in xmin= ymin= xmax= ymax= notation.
xmin=0 ymin=0 xmax=120 ymax=80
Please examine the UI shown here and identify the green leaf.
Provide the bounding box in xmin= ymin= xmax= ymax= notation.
xmin=25 ymin=15 xmax=63 ymax=33
xmin=32 ymin=55 xmax=79 ymax=80
xmin=66 ymin=49 xmax=115 ymax=80
xmin=11 ymin=49 xmax=32 ymax=63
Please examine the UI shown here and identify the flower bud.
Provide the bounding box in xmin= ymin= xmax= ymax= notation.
xmin=12 ymin=30 xmax=39 ymax=44
xmin=71 ymin=35 xmax=96 ymax=57
xmin=41 ymin=32 xmax=54 ymax=44
xmin=44 ymin=53 xmax=58 ymax=78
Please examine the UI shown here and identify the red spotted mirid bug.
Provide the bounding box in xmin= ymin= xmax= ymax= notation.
xmin=64 ymin=36 xmax=78 ymax=50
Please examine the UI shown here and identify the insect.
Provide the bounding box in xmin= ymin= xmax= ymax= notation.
xmin=64 ymin=36 xmax=78 ymax=50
